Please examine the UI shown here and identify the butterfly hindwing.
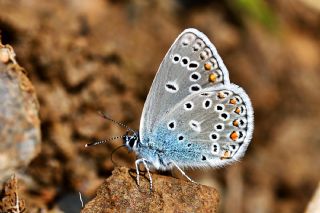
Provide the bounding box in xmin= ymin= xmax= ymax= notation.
xmin=140 ymin=28 xmax=231 ymax=141
xmin=154 ymin=84 xmax=254 ymax=168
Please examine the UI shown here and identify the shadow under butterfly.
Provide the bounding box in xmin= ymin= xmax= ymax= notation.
xmin=86 ymin=28 xmax=254 ymax=190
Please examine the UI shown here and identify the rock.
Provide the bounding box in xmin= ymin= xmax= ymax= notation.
xmin=0 ymin=175 xmax=26 ymax=213
xmin=0 ymin=44 xmax=16 ymax=64
xmin=81 ymin=167 xmax=220 ymax=213
xmin=0 ymin=42 xmax=41 ymax=182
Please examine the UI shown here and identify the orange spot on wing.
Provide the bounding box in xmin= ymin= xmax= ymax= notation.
xmin=217 ymin=92 xmax=225 ymax=99
xmin=230 ymin=98 xmax=237 ymax=104
xmin=204 ymin=63 xmax=212 ymax=71
xmin=233 ymin=120 xmax=239 ymax=127
xmin=209 ymin=73 xmax=217 ymax=82
xmin=235 ymin=107 xmax=241 ymax=114
xmin=230 ymin=131 xmax=238 ymax=141
xmin=221 ymin=151 xmax=231 ymax=159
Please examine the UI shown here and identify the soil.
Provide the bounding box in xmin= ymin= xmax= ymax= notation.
xmin=0 ymin=0 xmax=320 ymax=212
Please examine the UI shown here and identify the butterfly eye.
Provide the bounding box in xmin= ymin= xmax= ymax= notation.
xmin=128 ymin=137 xmax=136 ymax=148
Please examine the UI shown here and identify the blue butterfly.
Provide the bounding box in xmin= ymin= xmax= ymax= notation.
xmin=87 ymin=28 xmax=254 ymax=189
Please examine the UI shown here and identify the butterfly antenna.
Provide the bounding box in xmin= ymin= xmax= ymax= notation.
xmin=98 ymin=111 xmax=136 ymax=133
xmin=85 ymin=135 xmax=124 ymax=147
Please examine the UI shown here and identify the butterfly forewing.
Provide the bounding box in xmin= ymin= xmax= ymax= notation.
xmin=157 ymin=84 xmax=254 ymax=168
xmin=140 ymin=29 xmax=231 ymax=141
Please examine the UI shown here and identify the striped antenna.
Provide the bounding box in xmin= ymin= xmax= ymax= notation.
xmin=98 ymin=111 xmax=136 ymax=133
xmin=85 ymin=135 xmax=124 ymax=147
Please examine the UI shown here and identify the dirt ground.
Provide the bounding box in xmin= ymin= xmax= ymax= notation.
xmin=0 ymin=0 xmax=320 ymax=212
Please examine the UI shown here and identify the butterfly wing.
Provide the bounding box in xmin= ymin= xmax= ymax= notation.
xmin=154 ymin=84 xmax=254 ymax=168
xmin=140 ymin=28 xmax=231 ymax=142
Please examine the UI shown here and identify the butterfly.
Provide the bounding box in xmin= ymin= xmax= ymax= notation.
xmin=86 ymin=28 xmax=254 ymax=190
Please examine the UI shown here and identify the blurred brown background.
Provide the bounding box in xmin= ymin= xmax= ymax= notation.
xmin=0 ymin=0 xmax=320 ymax=212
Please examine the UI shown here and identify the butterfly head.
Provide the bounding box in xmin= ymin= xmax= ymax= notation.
xmin=123 ymin=131 xmax=140 ymax=151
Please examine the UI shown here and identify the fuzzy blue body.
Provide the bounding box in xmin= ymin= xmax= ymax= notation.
xmin=136 ymin=125 xmax=205 ymax=170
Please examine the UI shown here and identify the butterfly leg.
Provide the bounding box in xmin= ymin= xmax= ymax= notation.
xmin=135 ymin=158 xmax=153 ymax=190
xmin=171 ymin=161 xmax=196 ymax=183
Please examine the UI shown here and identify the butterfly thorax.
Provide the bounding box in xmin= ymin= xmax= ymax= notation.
xmin=122 ymin=130 xmax=167 ymax=170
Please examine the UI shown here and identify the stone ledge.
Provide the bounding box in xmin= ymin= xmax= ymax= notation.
xmin=81 ymin=167 xmax=219 ymax=213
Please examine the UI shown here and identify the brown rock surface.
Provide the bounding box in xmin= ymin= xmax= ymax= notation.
xmin=82 ymin=167 xmax=219 ymax=213
xmin=0 ymin=42 xmax=41 ymax=182
xmin=0 ymin=175 xmax=26 ymax=213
